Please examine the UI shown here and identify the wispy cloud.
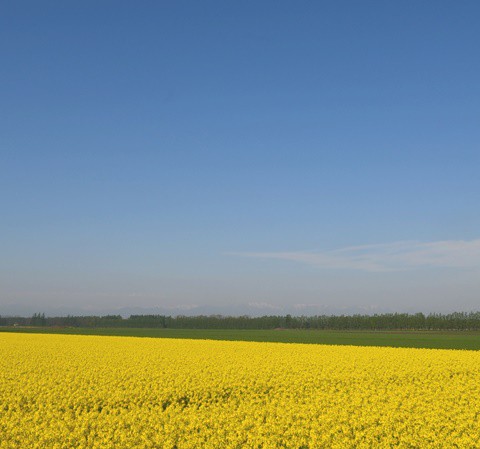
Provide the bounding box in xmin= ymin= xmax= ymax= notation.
xmin=232 ymin=239 xmax=480 ymax=272
xmin=247 ymin=302 xmax=282 ymax=311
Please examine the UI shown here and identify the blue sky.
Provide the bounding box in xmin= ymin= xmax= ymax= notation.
xmin=1 ymin=1 xmax=479 ymax=315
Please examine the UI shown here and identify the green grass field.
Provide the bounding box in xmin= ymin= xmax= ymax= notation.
xmin=1 ymin=326 xmax=480 ymax=350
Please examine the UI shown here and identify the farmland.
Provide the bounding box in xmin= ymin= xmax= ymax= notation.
xmin=2 ymin=326 xmax=480 ymax=350
xmin=1 ymin=332 xmax=480 ymax=448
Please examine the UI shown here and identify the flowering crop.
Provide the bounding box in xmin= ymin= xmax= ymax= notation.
xmin=1 ymin=333 xmax=479 ymax=448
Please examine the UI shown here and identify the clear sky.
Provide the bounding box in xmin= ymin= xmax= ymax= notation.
xmin=1 ymin=1 xmax=479 ymax=316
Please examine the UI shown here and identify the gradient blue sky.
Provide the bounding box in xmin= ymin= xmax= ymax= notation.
xmin=1 ymin=1 xmax=479 ymax=315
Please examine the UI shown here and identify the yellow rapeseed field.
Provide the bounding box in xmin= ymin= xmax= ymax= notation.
xmin=1 ymin=333 xmax=479 ymax=448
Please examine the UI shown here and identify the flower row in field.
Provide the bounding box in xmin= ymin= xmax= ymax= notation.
xmin=1 ymin=333 xmax=479 ymax=448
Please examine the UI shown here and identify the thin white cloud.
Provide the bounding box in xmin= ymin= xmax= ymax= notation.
xmin=232 ymin=239 xmax=480 ymax=272
xmin=247 ymin=302 xmax=282 ymax=310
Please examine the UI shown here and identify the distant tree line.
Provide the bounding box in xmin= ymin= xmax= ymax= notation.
xmin=3 ymin=312 xmax=480 ymax=330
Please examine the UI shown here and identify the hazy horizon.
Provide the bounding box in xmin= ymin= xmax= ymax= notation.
xmin=2 ymin=2 xmax=480 ymax=317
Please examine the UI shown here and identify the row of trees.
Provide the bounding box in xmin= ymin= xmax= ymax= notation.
xmin=3 ymin=311 xmax=480 ymax=330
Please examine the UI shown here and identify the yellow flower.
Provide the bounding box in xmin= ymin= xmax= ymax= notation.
xmin=1 ymin=333 xmax=479 ymax=448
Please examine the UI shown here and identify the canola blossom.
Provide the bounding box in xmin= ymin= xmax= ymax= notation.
xmin=1 ymin=333 xmax=480 ymax=448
